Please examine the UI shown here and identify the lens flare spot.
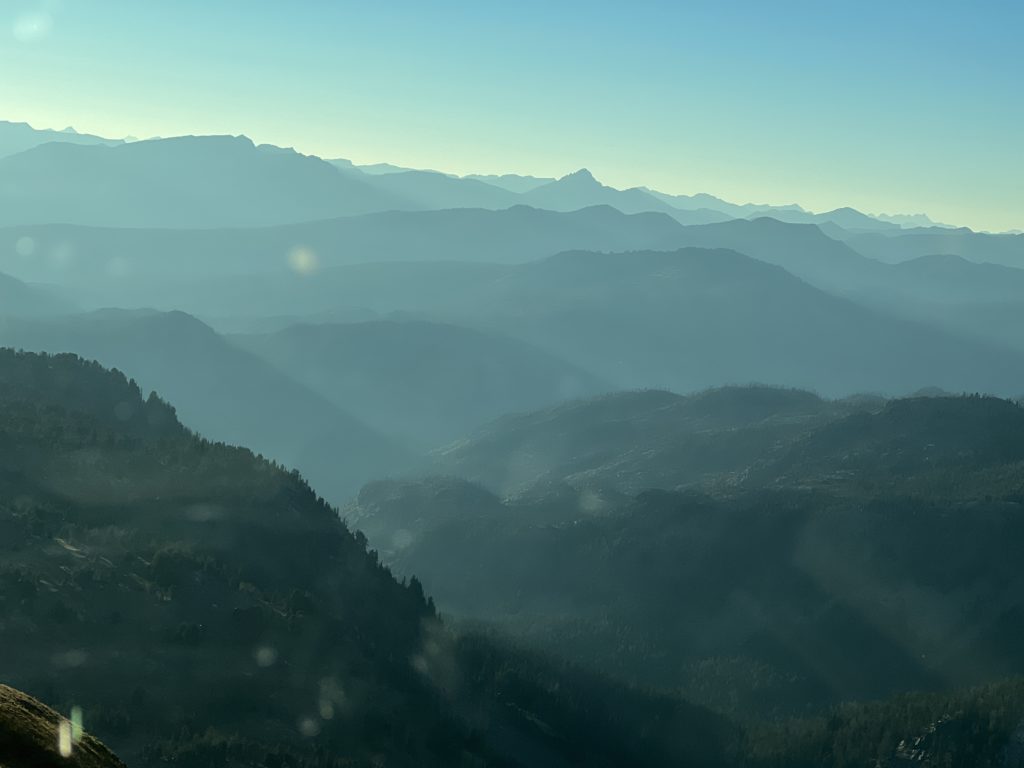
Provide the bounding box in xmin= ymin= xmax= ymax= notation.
xmin=70 ymin=706 xmax=84 ymax=743
xmin=318 ymin=700 xmax=334 ymax=720
xmin=391 ymin=528 xmax=414 ymax=550
xmin=13 ymin=11 xmax=53 ymax=42
xmin=58 ymin=720 xmax=72 ymax=757
xmin=15 ymin=236 xmax=36 ymax=257
xmin=49 ymin=241 xmax=75 ymax=268
xmin=287 ymin=246 xmax=318 ymax=276
xmin=51 ymin=649 xmax=88 ymax=669
xmin=298 ymin=717 xmax=321 ymax=737
xmin=105 ymin=257 xmax=130 ymax=278
xmin=254 ymin=645 xmax=278 ymax=667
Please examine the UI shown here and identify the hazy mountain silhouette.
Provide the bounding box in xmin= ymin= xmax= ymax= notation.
xmin=653 ymin=217 xmax=1024 ymax=310
xmin=644 ymin=189 xmax=907 ymax=231
xmin=0 ymin=311 xmax=412 ymax=500
xmin=663 ymin=217 xmax=886 ymax=292
xmin=874 ymin=211 xmax=953 ymax=228
xmin=0 ymin=119 xmax=121 ymax=160
xmin=355 ymin=169 xmax=523 ymax=209
xmin=233 ymin=320 xmax=607 ymax=449
xmin=645 ymin=189 xmax=807 ymax=218
xmin=464 ymin=173 xmax=555 ymax=193
xmin=329 ymin=157 xmax=410 ymax=174
xmin=329 ymin=158 xmax=440 ymax=175
xmin=0 ymin=206 xmax=687 ymax=311
xmin=916 ymin=300 xmax=1024 ymax=356
xmin=0 ymin=136 xmax=410 ymax=228
xmin=521 ymin=169 xmax=732 ymax=224
xmin=843 ymin=227 xmax=1024 ymax=267
xmin=0 ymin=270 xmax=74 ymax=316
xmin=754 ymin=205 xmax=900 ymax=231
xmin=823 ymin=255 xmax=1024 ymax=353
xmin=9 ymin=203 xmax=1009 ymax=334
xmin=313 ymin=247 xmax=1024 ymax=397
xmin=0 ymin=122 xmax=966 ymax=236
xmin=56 ymin=246 xmax=1024 ymax=397
xmin=879 ymin=253 xmax=1024 ymax=303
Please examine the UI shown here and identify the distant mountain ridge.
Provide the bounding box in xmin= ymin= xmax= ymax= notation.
xmin=0 ymin=135 xmax=410 ymax=228
xmin=0 ymin=120 xmax=966 ymax=232
xmin=520 ymin=169 xmax=731 ymax=225
xmin=0 ymin=270 xmax=74 ymax=316
xmin=0 ymin=205 xmax=687 ymax=309
xmin=0 ymin=119 xmax=122 ymax=160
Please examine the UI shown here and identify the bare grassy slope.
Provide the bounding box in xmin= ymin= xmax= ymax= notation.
xmin=0 ymin=684 xmax=126 ymax=768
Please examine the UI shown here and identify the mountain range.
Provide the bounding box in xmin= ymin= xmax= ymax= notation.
xmin=0 ymin=120 xmax=122 ymax=160
xmin=0 ymin=135 xmax=408 ymax=228
xmin=0 ymin=121 xmax=980 ymax=233
xmin=348 ymin=391 xmax=1024 ymax=719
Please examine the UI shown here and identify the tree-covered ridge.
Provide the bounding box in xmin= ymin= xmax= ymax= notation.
xmin=360 ymin=485 xmax=1024 ymax=717
xmin=0 ymin=348 xmax=180 ymax=439
xmin=745 ymin=678 xmax=1024 ymax=768
xmin=760 ymin=394 xmax=1024 ymax=497
xmin=434 ymin=387 xmax=1024 ymax=499
xmin=434 ymin=385 xmax=859 ymax=495
xmin=353 ymin=391 xmax=1024 ymax=728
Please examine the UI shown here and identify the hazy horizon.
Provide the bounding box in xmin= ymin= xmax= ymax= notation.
xmin=3 ymin=1 xmax=1021 ymax=232
xmin=3 ymin=116 xmax=1019 ymax=234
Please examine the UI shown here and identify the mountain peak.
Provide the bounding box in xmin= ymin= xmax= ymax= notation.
xmin=559 ymin=168 xmax=600 ymax=185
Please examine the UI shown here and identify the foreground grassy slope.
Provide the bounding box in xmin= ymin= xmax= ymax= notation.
xmin=0 ymin=684 xmax=126 ymax=768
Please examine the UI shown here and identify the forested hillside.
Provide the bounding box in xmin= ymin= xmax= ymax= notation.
xmin=0 ymin=349 xmax=741 ymax=767
xmin=351 ymin=392 xmax=1024 ymax=725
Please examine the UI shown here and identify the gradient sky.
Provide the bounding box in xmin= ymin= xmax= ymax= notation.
xmin=2 ymin=1 xmax=1021 ymax=231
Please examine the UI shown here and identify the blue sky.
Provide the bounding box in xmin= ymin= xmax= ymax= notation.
xmin=2 ymin=1 xmax=1021 ymax=230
